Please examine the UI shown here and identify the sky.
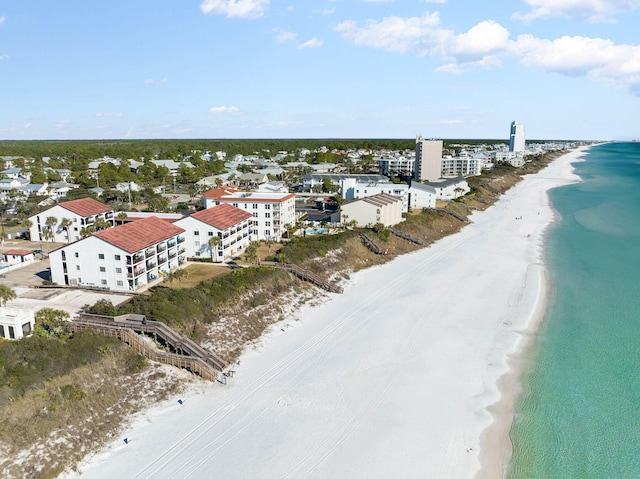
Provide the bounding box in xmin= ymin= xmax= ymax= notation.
xmin=1 ymin=0 xmax=640 ymax=141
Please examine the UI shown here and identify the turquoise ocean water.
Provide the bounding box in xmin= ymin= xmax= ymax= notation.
xmin=509 ymin=142 xmax=640 ymax=478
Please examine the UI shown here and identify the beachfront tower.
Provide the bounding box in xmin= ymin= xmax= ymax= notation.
xmin=509 ymin=121 xmax=526 ymax=153
xmin=414 ymin=135 xmax=443 ymax=182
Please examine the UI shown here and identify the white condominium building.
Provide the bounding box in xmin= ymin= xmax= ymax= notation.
xmin=49 ymin=216 xmax=186 ymax=292
xmin=29 ymin=197 xmax=114 ymax=244
xmin=174 ymin=203 xmax=253 ymax=262
xmin=203 ymin=187 xmax=296 ymax=241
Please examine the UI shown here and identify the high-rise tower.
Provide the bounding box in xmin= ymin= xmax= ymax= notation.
xmin=414 ymin=135 xmax=443 ymax=182
xmin=509 ymin=121 xmax=526 ymax=153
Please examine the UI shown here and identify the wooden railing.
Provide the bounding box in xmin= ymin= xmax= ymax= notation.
xmin=434 ymin=208 xmax=469 ymax=223
xmin=388 ymin=228 xmax=425 ymax=246
xmin=260 ymin=261 xmax=343 ymax=294
xmin=359 ymin=233 xmax=388 ymax=256
xmin=71 ymin=313 xmax=227 ymax=380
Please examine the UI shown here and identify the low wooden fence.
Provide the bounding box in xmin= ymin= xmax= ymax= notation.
xmin=260 ymin=261 xmax=343 ymax=294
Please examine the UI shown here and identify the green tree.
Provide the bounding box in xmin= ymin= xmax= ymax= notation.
xmin=60 ymin=217 xmax=73 ymax=241
xmin=172 ymin=268 xmax=188 ymax=287
xmin=0 ymin=284 xmax=17 ymax=306
xmin=244 ymin=242 xmax=258 ymax=265
xmin=208 ymin=236 xmax=222 ymax=262
xmin=34 ymin=308 xmax=69 ymax=337
xmin=41 ymin=228 xmax=54 ymax=252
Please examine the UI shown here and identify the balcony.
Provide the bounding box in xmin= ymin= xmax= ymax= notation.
xmin=167 ymin=240 xmax=176 ymax=248
xmin=127 ymin=254 xmax=144 ymax=265
xmin=146 ymin=260 xmax=157 ymax=269
xmin=177 ymin=236 xmax=185 ymax=244
xmin=168 ymin=251 xmax=177 ymax=259
xmin=145 ymin=248 xmax=155 ymax=258
xmin=157 ymin=244 xmax=167 ymax=253
xmin=127 ymin=268 xmax=145 ymax=278
xmin=178 ymin=246 xmax=186 ymax=254
xmin=158 ymin=256 xmax=167 ymax=265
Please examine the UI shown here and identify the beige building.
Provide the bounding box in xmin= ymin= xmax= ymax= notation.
xmin=414 ymin=136 xmax=443 ymax=182
xmin=340 ymin=193 xmax=404 ymax=228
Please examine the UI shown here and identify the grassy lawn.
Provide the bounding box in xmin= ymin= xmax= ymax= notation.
xmin=167 ymin=263 xmax=231 ymax=288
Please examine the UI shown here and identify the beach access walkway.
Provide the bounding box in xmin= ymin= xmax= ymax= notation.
xmin=260 ymin=261 xmax=344 ymax=294
xmin=68 ymin=313 xmax=227 ymax=382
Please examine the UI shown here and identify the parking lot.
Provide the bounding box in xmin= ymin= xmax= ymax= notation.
xmin=1 ymin=239 xmax=130 ymax=316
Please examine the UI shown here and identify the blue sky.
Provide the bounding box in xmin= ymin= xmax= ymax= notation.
xmin=1 ymin=0 xmax=640 ymax=141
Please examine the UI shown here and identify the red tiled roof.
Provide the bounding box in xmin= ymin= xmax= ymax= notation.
xmin=203 ymin=187 xmax=295 ymax=204
xmin=60 ymin=198 xmax=113 ymax=217
xmin=190 ymin=204 xmax=252 ymax=230
xmin=3 ymin=249 xmax=33 ymax=256
xmin=94 ymin=216 xmax=185 ymax=253
xmin=203 ymin=186 xmax=242 ymax=199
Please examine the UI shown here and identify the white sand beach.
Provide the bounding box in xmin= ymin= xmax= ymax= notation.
xmin=66 ymin=148 xmax=587 ymax=479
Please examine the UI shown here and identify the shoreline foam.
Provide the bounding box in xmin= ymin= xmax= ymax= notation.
xmin=65 ymin=147 xmax=591 ymax=479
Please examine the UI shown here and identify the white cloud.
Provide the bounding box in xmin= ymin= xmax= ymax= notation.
xmin=0 ymin=16 xmax=5 ymax=24
xmin=298 ymin=38 xmax=323 ymax=49
xmin=336 ymin=12 xmax=640 ymax=95
xmin=209 ymin=106 xmax=240 ymax=114
xmin=514 ymin=34 xmax=640 ymax=91
xmin=0 ymin=54 xmax=8 ymax=60
xmin=96 ymin=112 xmax=124 ymax=118
xmin=273 ymin=28 xmax=297 ymax=43
xmin=335 ymin=13 xmax=441 ymax=54
xmin=513 ymin=0 xmax=640 ymax=23
xmin=322 ymin=7 xmax=336 ymax=15
xmin=200 ymin=0 xmax=269 ymax=19
xmin=145 ymin=78 xmax=168 ymax=84
xmin=422 ymin=0 xmax=447 ymax=3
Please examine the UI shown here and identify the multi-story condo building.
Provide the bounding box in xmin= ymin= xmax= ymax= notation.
xmin=49 ymin=216 xmax=186 ymax=292
xmin=441 ymin=154 xmax=483 ymax=177
xmin=509 ymin=121 xmax=526 ymax=153
xmin=378 ymin=153 xmax=415 ymax=177
xmin=174 ymin=204 xmax=253 ymax=261
xmin=414 ymin=136 xmax=443 ymax=182
xmin=202 ymin=187 xmax=296 ymax=241
xmin=29 ymin=197 xmax=114 ymax=244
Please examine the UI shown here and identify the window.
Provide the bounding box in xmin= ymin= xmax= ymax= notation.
xmin=208 ymin=231 xmax=214 ymax=236
xmin=265 ymin=212 xmax=271 ymax=218
xmin=252 ymin=203 xmax=258 ymax=209
xmin=76 ymin=265 xmax=80 ymax=270
xmin=194 ymin=230 xmax=200 ymax=236
xmin=0 ymin=325 xmax=4 ymax=338
xmin=116 ymin=267 xmax=122 ymax=273
xmin=75 ymin=252 xmax=79 ymax=258
xmin=98 ymin=253 xmax=105 ymax=259
xmin=115 ymin=254 xmax=121 ymax=261
xmin=265 ymin=204 xmax=270 ymax=210
xmin=233 ymin=203 xmax=238 ymax=207
xmin=117 ymin=280 xmax=123 ymax=286
xmin=101 ymin=279 xmax=107 ymax=285
xmin=265 ymin=230 xmax=271 ymax=237
xmin=100 ymin=266 xmax=106 ymax=272
xmin=253 ymin=212 xmax=258 ymax=218
xmin=61 ymin=251 xmax=66 ymax=261
xmin=265 ymin=221 xmax=271 ymax=227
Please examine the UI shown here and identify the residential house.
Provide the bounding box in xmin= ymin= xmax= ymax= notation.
xmin=174 ymin=204 xmax=252 ymax=261
xmin=49 ymin=216 xmax=186 ymax=292
xmin=340 ymin=178 xmax=409 ymax=212
xmin=0 ymin=307 xmax=35 ymax=340
xmin=407 ymin=182 xmax=437 ymax=210
xmin=422 ymin=177 xmax=470 ymax=201
xmin=340 ymin=193 xmax=404 ymax=228
xmin=203 ymin=187 xmax=296 ymax=241
xmin=2 ymin=249 xmax=35 ymax=266
xmin=29 ymin=197 xmax=115 ymax=244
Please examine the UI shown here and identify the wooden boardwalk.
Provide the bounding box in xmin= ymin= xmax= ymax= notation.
xmin=260 ymin=261 xmax=343 ymax=294
xmin=359 ymin=233 xmax=388 ymax=255
xmin=388 ymin=228 xmax=425 ymax=246
xmin=69 ymin=313 xmax=227 ymax=381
